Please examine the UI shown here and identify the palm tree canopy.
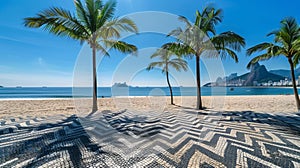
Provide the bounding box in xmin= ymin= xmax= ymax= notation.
xmin=24 ymin=0 xmax=138 ymax=53
xmin=247 ymin=17 xmax=300 ymax=68
xmin=147 ymin=48 xmax=188 ymax=73
xmin=167 ymin=6 xmax=245 ymax=62
xmin=195 ymin=7 xmax=223 ymax=35
xmin=162 ymin=42 xmax=195 ymax=58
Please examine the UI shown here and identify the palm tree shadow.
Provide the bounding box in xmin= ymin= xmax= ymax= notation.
xmin=85 ymin=109 xmax=99 ymax=118
xmin=190 ymin=109 xmax=300 ymax=135
xmin=0 ymin=115 xmax=124 ymax=167
xmin=173 ymin=105 xmax=300 ymax=135
xmin=72 ymin=109 xmax=168 ymax=165
xmin=173 ymin=104 xmax=208 ymax=111
xmin=100 ymin=109 xmax=166 ymax=138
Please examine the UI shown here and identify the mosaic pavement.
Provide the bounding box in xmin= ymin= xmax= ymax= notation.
xmin=0 ymin=107 xmax=300 ymax=167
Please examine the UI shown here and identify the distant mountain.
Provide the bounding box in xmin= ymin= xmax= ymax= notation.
xmin=229 ymin=63 xmax=285 ymax=86
xmin=204 ymin=63 xmax=300 ymax=87
xmin=270 ymin=67 xmax=300 ymax=79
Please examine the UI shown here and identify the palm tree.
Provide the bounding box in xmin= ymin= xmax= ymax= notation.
xmin=164 ymin=7 xmax=245 ymax=109
xmin=24 ymin=0 xmax=138 ymax=112
xmin=147 ymin=48 xmax=188 ymax=105
xmin=247 ymin=17 xmax=300 ymax=110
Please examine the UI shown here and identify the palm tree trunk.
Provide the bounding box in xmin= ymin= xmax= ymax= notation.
xmin=288 ymin=58 xmax=300 ymax=111
xmin=196 ymin=54 xmax=203 ymax=109
xmin=166 ymin=71 xmax=174 ymax=105
xmin=92 ymin=46 xmax=98 ymax=112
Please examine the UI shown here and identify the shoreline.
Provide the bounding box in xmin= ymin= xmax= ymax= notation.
xmin=0 ymin=86 xmax=298 ymax=88
xmin=0 ymin=94 xmax=295 ymax=101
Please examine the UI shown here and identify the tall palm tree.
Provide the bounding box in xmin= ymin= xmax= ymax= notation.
xmin=164 ymin=7 xmax=245 ymax=109
xmin=147 ymin=48 xmax=188 ymax=105
xmin=247 ymin=17 xmax=300 ymax=110
xmin=24 ymin=0 xmax=138 ymax=112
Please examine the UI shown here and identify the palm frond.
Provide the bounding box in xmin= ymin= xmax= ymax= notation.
xmin=97 ymin=0 xmax=116 ymax=29
xmin=104 ymin=40 xmax=137 ymax=54
xmin=293 ymin=52 xmax=300 ymax=67
xmin=194 ymin=10 xmax=203 ymax=29
xmin=166 ymin=6 xmax=244 ymax=64
xmin=178 ymin=16 xmax=192 ymax=28
xmin=246 ymin=53 xmax=273 ymax=69
xmin=211 ymin=31 xmax=245 ymax=52
xmin=218 ymin=48 xmax=239 ymax=62
xmin=167 ymin=27 xmax=184 ymax=37
xmin=203 ymin=6 xmax=223 ymax=28
xmin=24 ymin=7 xmax=89 ymax=41
xmin=85 ymin=0 xmax=98 ymax=32
xmin=246 ymin=43 xmax=274 ymax=56
xmin=202 ymin=6 xmax=223 ymax=22
xmin=99 ymin=17 xmax=137 ymax=39
xmin=266 ymin=30 xmax=279 ymax=37
xmin=162 ymin=42 xmax=195 ymax=58
xmin=148 ymin=47 xmax=188 ymax=74
xmin=95 ymin=43 xmax=110 ymax=56
xmin=168 ymin=58 xmax=188 ymax=71
xmin=74 ymin=0 xmax=91 ymax=30
xmin=196 ymin=6 xmax=223 ymax=35
xmin=150 ymin=48 xmax=170 ymax=59
xmin=265 ymin=17 xmax=300 ymax=53
xmin=98 ymin=24 xmax=121 ymax=39
xmin=146 ymin=62 xmax=165 ymax=71
xmin=24 ymin=0 xmax=139 ymax=62
xmin=291 ymin=39 xmax=300 ymax=56
xmin=94 ymin=0 xmax=104 ymax=9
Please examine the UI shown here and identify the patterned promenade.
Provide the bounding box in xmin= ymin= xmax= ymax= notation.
xmin=0 ymin=107 xmax=300 ymax=167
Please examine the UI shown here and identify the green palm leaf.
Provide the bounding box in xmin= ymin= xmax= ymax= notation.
xmin=148 ymin=48 xmax=188 ymax=74
xmin=97 ymin=0 xmax=116 ymax=29
xmin=74 ymin=0 xmax=91 ymax=29
xmin=163 ymin=6 xmax=245 ymax=109
xmin=99 ymin=17 xmax=138 ymax=39
xmin=24 ymin=0 xmax=138 ymax=112
xmin=104 ymin=40 xmax=137 ymax=54
xmin=246 ymin=53 xmax=273 ymax=69
xmin=211 ymin=31 xmax=245 ymax=52
xmin=246 ymin=17 xmax=300 ymax=109
xmin=24 ymin=7 xmax=89 ymax=42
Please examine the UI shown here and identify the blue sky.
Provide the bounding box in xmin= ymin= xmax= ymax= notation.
xmin=0 ymin=0 xmax=300 ymax=87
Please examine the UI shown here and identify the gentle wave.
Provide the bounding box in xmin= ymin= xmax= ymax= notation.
xmin=0 ymin=87 xmax=297 ymax=99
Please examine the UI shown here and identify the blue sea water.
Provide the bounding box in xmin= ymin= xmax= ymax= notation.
xmin=0 ymin=87 xmax=298 ymax=99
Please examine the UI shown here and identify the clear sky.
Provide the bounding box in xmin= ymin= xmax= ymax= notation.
xmin=0 ymin=0 xmax=300 ymax=87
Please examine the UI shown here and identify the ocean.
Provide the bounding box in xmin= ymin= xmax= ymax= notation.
xmin=0 ymin=87 xmax=298 ymax=99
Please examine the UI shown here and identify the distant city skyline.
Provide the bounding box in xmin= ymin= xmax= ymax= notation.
xmin=1 ymin=0 xmax=300 ymax=87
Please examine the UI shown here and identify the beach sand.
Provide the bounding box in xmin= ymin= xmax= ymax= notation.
xmin=1 ymin=95 xmax=300 ymax=167
xmin=0 ymin=95 xmax=297 ymax=118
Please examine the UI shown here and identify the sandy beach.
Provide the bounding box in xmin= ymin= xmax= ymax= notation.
xmin=0 ymin=95 xmax=297 ymax=119
xmin=1 ymin=95 xmax=300 ymax=167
